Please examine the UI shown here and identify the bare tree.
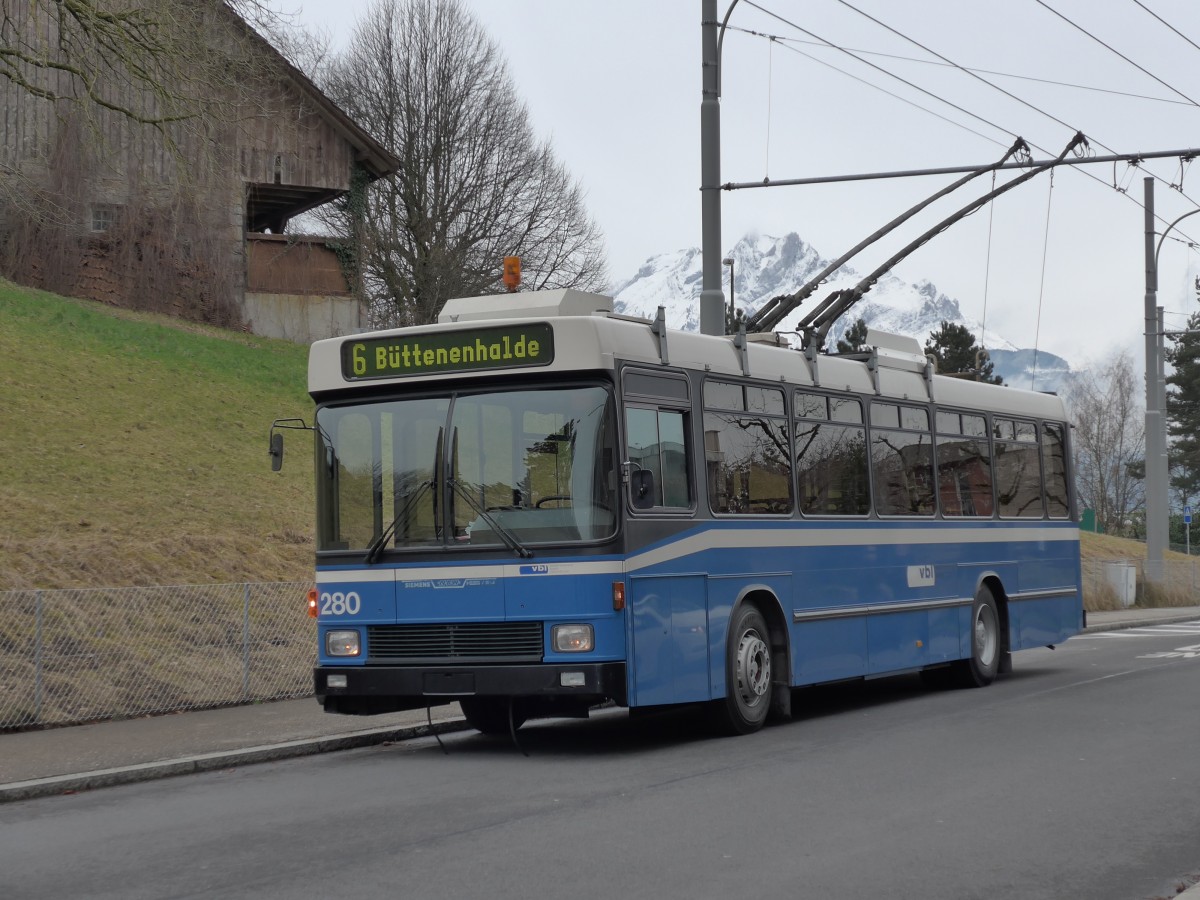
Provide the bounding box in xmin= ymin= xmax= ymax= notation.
xmin=0 ymin=0 xmax=288 ymax=127
xmin=317 ymin=0 xmax=607 ymax=327
xmin=1066 ymin=350 xmax=1145 ymax=535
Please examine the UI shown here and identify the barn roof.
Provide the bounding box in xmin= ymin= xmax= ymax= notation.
xmin=224 ymin=4 xmax=399 ymax=181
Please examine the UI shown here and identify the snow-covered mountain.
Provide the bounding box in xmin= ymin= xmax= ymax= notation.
xmin=612 ymin=232 xmax=1073 ymax=393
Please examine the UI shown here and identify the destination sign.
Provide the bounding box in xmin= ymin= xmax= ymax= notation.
xmin=341 ymin=323 xmax=554 ymax=380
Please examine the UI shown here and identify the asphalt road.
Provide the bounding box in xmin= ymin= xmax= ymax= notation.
xmin=3 ymin=621 xmax=1200 ymax=900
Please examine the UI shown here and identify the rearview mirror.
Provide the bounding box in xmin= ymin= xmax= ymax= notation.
xmin=269 ymin=432 xmax=284 ymax=472
xmin=630 ymin=470 xmax=655 ymax=510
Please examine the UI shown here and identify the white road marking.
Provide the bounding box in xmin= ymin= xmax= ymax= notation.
xmin=1139 ymin=642 xmax=1200 ymax=660
xmin=1075 ymin=621 xmax=1200 ymax=659
xmin=1075 ymin=621 xmax=1200 ymax=639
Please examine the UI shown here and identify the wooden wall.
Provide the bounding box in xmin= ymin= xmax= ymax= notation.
xmin=246 ymin=234 xmax=350 ymax=295
xmin=0 ymin=0 xmax=368 ymax=329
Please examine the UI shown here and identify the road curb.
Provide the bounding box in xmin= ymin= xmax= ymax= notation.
xmin=0 ymin=718 xmax=473 ymax=804
xmin=1083 ymin=612 xmax=1200 ymax=634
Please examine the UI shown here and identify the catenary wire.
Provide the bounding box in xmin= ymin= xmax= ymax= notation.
xmin=1031 ymin=170 xmax=1055 ymax=390
xmin=1034 ymin=0 xmax=1200 ymax=107
xmin=769 ymin=38 xmax=1009 ymax=150
xmin=982 ymin=170 xmax=997 ymax=339
xmin=745 ymin=0 xmax=1200 ymax=242
xmin=724 ymin=23 xmax=1193 ymax=108
xmin=832 ymin=0 xmax=1105 ymax=145
xmin=825 ymin=0 xmax=1200 ymax=216
xmin=1130 ymin=0 xmax=1200 ymax=57
xmin=740 ymin=2 xmax=1019 ymax=143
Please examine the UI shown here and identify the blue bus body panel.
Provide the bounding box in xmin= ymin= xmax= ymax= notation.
xmin=396 ymin=573 xmax=505 ymax=622
xmin=312 ymin=574 xmax=392 ymax=667
xmin=625 ymin=519 xmax=1081 ymax=704
xmin=628 ymin=573 xmax=709 ymax=706
xmin=313 ymin=520 xmax=1080 ymax=706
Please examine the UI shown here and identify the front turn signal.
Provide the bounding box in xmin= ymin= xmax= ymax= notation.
xmin=306 ymin=587 xmax=319 ymax=618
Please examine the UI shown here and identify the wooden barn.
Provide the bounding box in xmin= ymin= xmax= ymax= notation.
xmin=0 ymin=0 xmax=397 ymax=342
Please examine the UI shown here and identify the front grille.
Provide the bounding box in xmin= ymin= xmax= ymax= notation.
xmin=366 ymin=622 xmax=544 ymax=664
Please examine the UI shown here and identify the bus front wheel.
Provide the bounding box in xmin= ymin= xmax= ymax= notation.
xmin=955 ymin=586 xmax=1001 ymax=688
xmin=712 ymin=605 xmax=773 ymax=735
xmin=460 ymin=697 xmax=527 ymax=735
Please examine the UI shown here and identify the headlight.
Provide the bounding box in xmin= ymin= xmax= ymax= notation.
xmin=552 ymin=624 xmax=594 ymax=652
xmin=326 ymin=630 xmax=361 ymax=657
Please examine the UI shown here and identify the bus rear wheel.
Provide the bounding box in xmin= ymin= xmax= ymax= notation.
xmin=954 ymin=586 xmax=1001 ymax=688
xmin=712 ymin=605 xmax=773 ymax=735
xmin=459 ymin=697 xmax=527 ymax=735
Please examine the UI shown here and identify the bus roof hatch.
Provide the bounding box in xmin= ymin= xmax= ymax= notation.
xmin=438 ymin=289 xmax=614 ymax=323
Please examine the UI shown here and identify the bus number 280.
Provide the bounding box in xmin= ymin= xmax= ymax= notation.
xmin=320 ymin=591 xmax=361 ymax=616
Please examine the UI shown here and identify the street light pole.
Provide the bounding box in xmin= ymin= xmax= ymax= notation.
xmin=1144 ymin=180 xmax=1200 ymax=585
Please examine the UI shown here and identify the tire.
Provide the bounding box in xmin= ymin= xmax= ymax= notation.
xmin=953 ymin=586 xmax=1001 ymax=688
xmin=711 ymin=605 xmax=773 ymax=735
xmin=459 ymin=697 xmax=527 ymax=735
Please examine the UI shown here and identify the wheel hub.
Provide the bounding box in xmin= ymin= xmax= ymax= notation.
xmin=736 ymin=630 xmax=771 ymax=703
xmin=974 ymin=606 xmax=998 ymax=667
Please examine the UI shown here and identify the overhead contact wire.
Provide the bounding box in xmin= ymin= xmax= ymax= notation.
xmin=1130 ymin=0 xmax=1200 ymax=56
xmin=792 ymin=0 xmax=1200 ymax=241
xmin=770 ymin=38 xmax=1008 ymax=150
xmin=738 ymin=1 xmax=1200 ymax=243
xmin=1035 ymin=0 xmax=1200 ymax=107
xmin=722 ymin=24 xmax=1192 ymax=107
xmin=741 ymin=0 xmax=1018 ymax=143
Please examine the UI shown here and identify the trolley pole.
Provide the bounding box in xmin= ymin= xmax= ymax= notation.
xmin=1144 ymin=177 xmax=1168 ymax=585
xmin=700 ymin=0 xmax=725 ymax=335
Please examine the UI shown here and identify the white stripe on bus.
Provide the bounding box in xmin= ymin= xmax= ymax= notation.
xmin=317 ymin=523 xmax=1077 ymax=583
xmin=626 ymin=524 xmax=1079 ymax=572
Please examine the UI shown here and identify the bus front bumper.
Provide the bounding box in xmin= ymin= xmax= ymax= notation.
xmin=314 ymin=662 xmax=627 ymax=715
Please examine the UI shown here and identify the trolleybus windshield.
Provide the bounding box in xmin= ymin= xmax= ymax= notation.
xmin=314 ymin=384 xmax=618 ymax=554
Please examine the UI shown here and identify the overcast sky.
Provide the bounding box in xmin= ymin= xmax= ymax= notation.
xmin=283 ymin=0 xmax=1200 ymax=365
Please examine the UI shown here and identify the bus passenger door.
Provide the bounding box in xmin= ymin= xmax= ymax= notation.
xmin=629 ymin=574 xmax=710 ymax=707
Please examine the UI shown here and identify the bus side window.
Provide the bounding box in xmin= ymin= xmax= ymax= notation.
xmin=1042 ymin=422 xmax=1071 ymax=518
xmin=935 ymin=410 xmax=993 ymax=518
xmin=995 ymin=417 xmax=1044 ymax=518
xmin=795 ymin=391 xmax=869 ymax=516
xmin=705 ymin=381 xmax=792 ymax=515
xmin=870 ymin=402 xmax=935 ymax=517
xmin=625 ymin=407 xmax=691 ymax=509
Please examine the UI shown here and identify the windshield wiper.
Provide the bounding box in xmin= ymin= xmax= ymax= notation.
xmin=365 ymin=427 xmax=444 ymax=564
xmin=364 ymin=479 xmax=433 ymax=564
xmin=448 ymin=477 xmax=533 ymax=559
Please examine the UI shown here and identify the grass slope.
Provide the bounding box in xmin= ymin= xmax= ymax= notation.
xmin=0 ymin=280 xmax=314 ymax=589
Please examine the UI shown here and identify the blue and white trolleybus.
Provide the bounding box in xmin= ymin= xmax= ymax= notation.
xmin=273 ymin=288 xmax=1082 ymax=736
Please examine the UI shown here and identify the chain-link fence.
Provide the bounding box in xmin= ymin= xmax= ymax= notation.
xmin=4 ymin=567 xmax=1196 ymax=731
xmin=0 ymin=582 xmax=313 ymax=730
xmin=1081 ymin=558 xmax=1200 ymax=610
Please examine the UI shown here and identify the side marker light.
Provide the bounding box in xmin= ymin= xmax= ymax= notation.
xmin=612 ymin=581 xmax=626 ymax=611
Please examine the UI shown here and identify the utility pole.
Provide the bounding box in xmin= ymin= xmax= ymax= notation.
xmin=1144 ymin=177 xmax=1168 ymax=585
xmin=700 ymin=0 xmax=725 ymax=335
